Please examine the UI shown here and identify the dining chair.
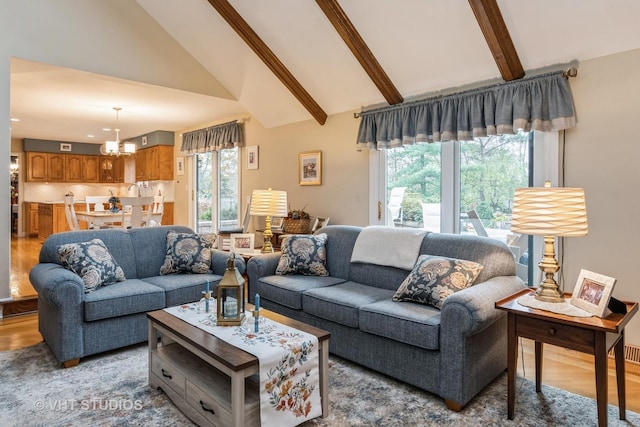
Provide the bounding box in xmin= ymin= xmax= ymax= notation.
xmin=119 ymin=196 xmax=153 ymax=228
xmin=151 ymin=195 xmax=164 ymax=226
xmin=85 ymin=196 xmax=110 ymax=213
xmin=63 ymin=195 xmax=80 ymax=231
xmin=84 ymin=195 xmax=112 ymax=228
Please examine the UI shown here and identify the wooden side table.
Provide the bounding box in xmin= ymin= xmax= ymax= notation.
xmin=496 ymin=289 xmax=638 ymax=427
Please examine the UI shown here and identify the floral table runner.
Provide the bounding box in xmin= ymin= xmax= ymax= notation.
xmin=165 ymin=303 xmax=321 ymax=426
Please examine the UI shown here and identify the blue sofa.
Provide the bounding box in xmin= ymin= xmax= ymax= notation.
xmin=29 ymin=225 xmax=243 ymax=367
xmin=246 ymin=225 xmax=525 ymax=410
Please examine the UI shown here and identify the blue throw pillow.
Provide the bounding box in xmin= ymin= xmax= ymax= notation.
xmin=57 ymin=238 xmax=125 ymax=293
xmin=276 ymin=233 xmax=329 ymax=276
xmin=392 ymin=255 xmax=484 ymax=309
xmin=160 ymin=231 xmax=217 ymax=275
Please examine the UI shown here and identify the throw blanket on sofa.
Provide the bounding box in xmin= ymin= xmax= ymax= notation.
xmin=165 ymin=303 xmax=321 ymax=427
xmin=351 ymin=226 xmax=427 ymax=270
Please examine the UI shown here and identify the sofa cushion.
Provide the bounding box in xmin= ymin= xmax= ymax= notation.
xmin=256 ymin=275 xmax=345 ymax=309
xmin=143 ymin=274 xmax=223 ymax=307
xmin=359 ymin=299 xmax=442 ymax=350
xmin=160 ymin=231 xmax=217 ymax=275
xmin=303 ymin=282 xmax=393 ymax=328
xmin=276 ymin=233 xmax=329 ymax=276
xmin=83 ymin=279 xmax=165 ymax=321
xmin=57 ymin=238 xmax=126 ymax=293
xmin=393 ymin=255 xmax=483 ymax=309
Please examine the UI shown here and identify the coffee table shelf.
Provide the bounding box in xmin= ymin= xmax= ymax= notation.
xmin=147 ymin=308 xmax=330 ymax=427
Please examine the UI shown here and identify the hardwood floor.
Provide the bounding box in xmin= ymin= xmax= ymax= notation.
xmin=2 ymin=235 xmax=640 ymax=414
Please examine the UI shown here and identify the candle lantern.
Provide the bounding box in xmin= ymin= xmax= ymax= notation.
xmin=216 ymin=253 xmax=245 ymax=326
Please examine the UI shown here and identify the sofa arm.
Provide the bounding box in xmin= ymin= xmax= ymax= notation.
xmin=29 ymin=263 xmax=85 ymax=307
xmin=246 ymin=253 xmax=281 ymax=302
xmin=440 ymin=276 xmax=526 ymax=336
xmin=211 ymin=249 xmax=246 ymax=275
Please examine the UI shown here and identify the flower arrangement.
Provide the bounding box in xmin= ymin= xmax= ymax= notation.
xmin=287 ymin=206 xmax=310 ymax=219
xmin=108 ymin=189 xmax=120 ymax=212
xmin=284 ymin=206 xmax=311 ymax=233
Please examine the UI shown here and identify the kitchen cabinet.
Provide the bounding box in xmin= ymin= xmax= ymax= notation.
xmin=99 ymin=156 xmax=125 ymax=183
xmin=162 ymin=202 xmax=174 ymax=225
xmin=65 ymin=154 xmax=83 ymax=182
xmin=136 ymin=145 xmax=173 ymax=181
xmin=83 ymin=155 xmax=100 ymax=183
xmin=37 ymin=202 xmax=85 ymax=239
xmin=64 ymin=154 xmax=99 ymax=182
xmin=27 ymin=152 xmax=65 ymax=182
xmin=25 ymin=202 xmax=39 ymax=236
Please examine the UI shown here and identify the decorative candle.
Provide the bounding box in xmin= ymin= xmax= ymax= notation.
xmin=205 ymin=280 xmax=210 ymax=293
xmin=255 ymin=294 xmax=260 ymax=311
xmin=224 ymin=300 xmax=238 ymax=318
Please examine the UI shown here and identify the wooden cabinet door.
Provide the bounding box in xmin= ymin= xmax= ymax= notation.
xmin=100 ymin=156 xmax=125 ymax=183
xmin=135 ymin=150 xmax=148 ymax=181
xmin=54 ymin=204 xmax=70 ymax=232
xmin=65 ymin=154 xmax=83 ymax=182
xmin=27 ymin=152 xmax=48 ymax=182
xmin=25 ymin=202 xmax=39 ymax=235
xmin=162 ymin=202 xmax=174 ymax=225
xmin=147 ymin=146 xmax=174 ymax=180
xmin=48 ymin=153 xmax=65 ymax=182
xmin=83 ymin=155 xmax=100 ymax=182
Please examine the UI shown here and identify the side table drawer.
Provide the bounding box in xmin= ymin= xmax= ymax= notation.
xmin=151 ymin=349 xmax=187 ymax=396
xmin=517 ymin=315 xmax=595 ymax=353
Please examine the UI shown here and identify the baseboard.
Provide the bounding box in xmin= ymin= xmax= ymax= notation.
xmin=1 ymin=297 xmax=38 ymax=317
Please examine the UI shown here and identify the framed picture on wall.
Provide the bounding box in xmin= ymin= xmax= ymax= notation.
xmin=247 ymin=145 xmax=259 ymax=170
xmin=570 ymin=269 xmax=616 ymax=317
xmin=298 ymin=150 xmax=322 ymax=185
xmin=176 ymin=157 xmax=185 ymax=176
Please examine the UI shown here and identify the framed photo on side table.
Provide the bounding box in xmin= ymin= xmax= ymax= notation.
xmin=299 ymin=150 xmax=322 ymax=185
xmin=230 ymin=233 xmax=255 ymax=255
xmin=570 ymin=269 xmax=617 ymax=317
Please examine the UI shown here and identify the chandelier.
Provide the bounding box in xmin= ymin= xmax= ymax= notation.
xmin=101 ymin=107 xmax=136 ymax=156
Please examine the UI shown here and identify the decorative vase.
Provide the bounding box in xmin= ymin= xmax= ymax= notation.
xmin=109 ymin=204 xmax=119 ymax=213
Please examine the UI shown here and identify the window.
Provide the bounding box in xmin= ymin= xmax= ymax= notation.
xmin=376 ymin=130 xmax=559 ymax=285
xmin=195 ymin=147 xmax=240 ymax=233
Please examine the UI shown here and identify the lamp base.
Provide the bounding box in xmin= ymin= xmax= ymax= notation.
xmin=534 ymin=235 xmax=565 ymax=303
xmin=535 ymin=284 xmax=565 ymax=303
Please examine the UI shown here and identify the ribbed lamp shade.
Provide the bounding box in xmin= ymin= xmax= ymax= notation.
xmin=250 ymin=189 xmax=288 ymax=217
xmin=511 ymin=184 xmax=588 ymax=237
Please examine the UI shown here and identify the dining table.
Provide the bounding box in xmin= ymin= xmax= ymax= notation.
xmin=75 ymin=210 xmax=162 ymax=229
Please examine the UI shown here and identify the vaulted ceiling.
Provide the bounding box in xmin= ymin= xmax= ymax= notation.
xmin=9 ymin=0 xmax=640 ymax=143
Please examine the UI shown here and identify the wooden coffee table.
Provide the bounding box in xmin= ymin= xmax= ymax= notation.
xmin=147 ymin=306 xmax=330 ymax=427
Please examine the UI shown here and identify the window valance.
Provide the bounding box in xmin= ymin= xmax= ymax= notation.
xmin=181 ymin=120 xmax=243 ymax=154
xmin=356 ymin=71 xmax=576 ymax=150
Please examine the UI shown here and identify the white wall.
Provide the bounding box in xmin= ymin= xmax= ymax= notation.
xmin=562 ymin=48 xmax=640 ymax=344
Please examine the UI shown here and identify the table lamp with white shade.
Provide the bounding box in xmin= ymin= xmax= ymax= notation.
xmin=250 ymin=188 xmax=288 ymax=253
xmin=510 ymin=181 xmax=588 ymax=303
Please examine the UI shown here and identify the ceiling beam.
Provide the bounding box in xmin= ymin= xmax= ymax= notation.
xmin=206 ymin=0 xmax=327 ymax=125
xmin=316 ymin=0 xmax=403 ymax=105
xmin=468 ymin=0 xmax=524 ymax=81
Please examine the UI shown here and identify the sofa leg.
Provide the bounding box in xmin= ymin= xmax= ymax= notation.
xmin=63 ymin=358 xmax=80 ymax=368
xmin=445 ymin=399 xmax=463 ymax=412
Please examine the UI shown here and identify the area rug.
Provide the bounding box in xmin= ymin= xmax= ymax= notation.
xmin=1 ymin=342 xmax=638 ymax=427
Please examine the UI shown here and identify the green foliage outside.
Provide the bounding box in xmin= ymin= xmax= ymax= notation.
xmin=389 ymin=132 xmax=529 ymax=227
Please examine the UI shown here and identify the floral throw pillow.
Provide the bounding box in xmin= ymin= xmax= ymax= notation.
xmin=276 ymin=233 xmax=329 ymax=276
xmin=57 ymin=238 xmax=126 ymax=293
xmin=392 ymin=255 xmax=484 ymax=309
xmin=160 ymin=231 xmax=217 ymax=275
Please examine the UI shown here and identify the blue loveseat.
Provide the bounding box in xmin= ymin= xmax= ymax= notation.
xmin=246 ymin=225 xmax=525 ymax=410
xmin=29 ymin=225 xmax=243 ymax=367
